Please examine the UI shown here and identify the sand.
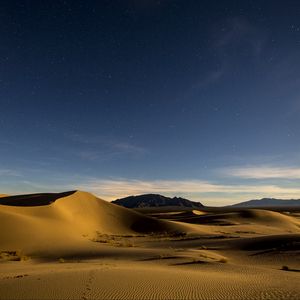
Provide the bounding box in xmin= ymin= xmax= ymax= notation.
xmin=0 ymin=191 xmax=299 ymax=299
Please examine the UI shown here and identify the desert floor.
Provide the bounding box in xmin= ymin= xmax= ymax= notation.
xmin=0 ymin=191 xmax=299 ymax=299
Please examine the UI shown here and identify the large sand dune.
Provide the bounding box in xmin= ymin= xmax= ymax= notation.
xmin=0 ymin=191 xmax=299 ymax=299
xmin=0 ymin=191 xmax=189 ymax=252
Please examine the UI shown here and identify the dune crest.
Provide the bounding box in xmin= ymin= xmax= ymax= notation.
xmin=0 ymin=191 xmax=187 ymax=253
xmin=0 ymin=191 xmax=299 ymax=299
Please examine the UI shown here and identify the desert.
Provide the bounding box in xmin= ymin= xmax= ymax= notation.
xmin=0 ymin=190 xmax=299 ymax=299
xmin=3 ymin=1 xmax=300 ymax=299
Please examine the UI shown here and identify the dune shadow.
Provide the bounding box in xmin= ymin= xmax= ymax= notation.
xmin=138 ymin=255 xmax=182 ymax=261
xmin=227 ymin=234 xmax=300 ymax=251
xmin=171 ymin=260 xmax=208 ymax=266
xmin=281 ymin=268 xmax=300 ymax=272
xmin=0 ymin=191 xmax=77 ymax=206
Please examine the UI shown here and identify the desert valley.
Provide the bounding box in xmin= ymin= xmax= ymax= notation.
xmin=0 ymin=191 xmax=299 ymax=299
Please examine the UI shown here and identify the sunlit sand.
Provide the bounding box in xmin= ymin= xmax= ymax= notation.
xmin=0 ymin=191 xmax=299 ymax=299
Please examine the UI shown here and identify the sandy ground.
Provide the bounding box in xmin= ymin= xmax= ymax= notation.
xmin=0 ymin=191 xmax=300 ymax=299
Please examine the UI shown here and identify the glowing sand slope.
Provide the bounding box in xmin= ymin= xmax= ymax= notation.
xmin=0 ymin=191 xmax=188 ymax=252
xmin=0 ymin=191 xmax=300 ymax=300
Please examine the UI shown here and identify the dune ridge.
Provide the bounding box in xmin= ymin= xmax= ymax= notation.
xmin=0 ymin=190 xmax=299 ymax=300
xmin=0 ymin=191 xmax=188 ymax=253
xmin=168 ymin=209 xmax=300 ymax=227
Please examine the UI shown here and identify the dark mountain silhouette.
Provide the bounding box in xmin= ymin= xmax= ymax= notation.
xmin=112 ymin=194 xmax=203 ymax=208
xmin=230 ymin=198 xmax=300 ymax=208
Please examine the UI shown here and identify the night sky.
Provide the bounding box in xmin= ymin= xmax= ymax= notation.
xmin=1 ymin=1 xmax=300 ymax=205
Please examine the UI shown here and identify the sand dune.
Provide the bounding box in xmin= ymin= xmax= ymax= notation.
xmin=154 ymin=208 xmax=300 ymax=233
xmin=227 ymin=233 xmax=300 ymax=251
xmin=148 ymin=209 xmax=207 ymax=220
xmin=0 ymin=191 xmax=299 ymax=299
xmin=0 ymin=191 xmax=188 ymax=254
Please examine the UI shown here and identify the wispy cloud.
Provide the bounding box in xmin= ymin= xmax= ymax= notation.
xmin=213 ymin=16 xmax=265 ymax=57
xmin=0 ymin=140 xmax=15 ymax=146
xmin=72 ymin=178 xmax=300 ymax=204
xmin=65 ymin=133 xmax=146 ymax=161
xmin=221 ymin=165 xmax=300 ymax=179
xmin=0 ymin=169 xmax=22 ymax=177
xmin=188 ymin=17 xmax=266 ymax=95
xmin=2 ymin=172 xmax=300 ymax=206
xmin=194 ymin=69 xmax=224 ymax=89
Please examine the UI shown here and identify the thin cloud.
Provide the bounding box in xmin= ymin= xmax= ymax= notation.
xmin=65 ymin=133 xmax=146 ymax=161
xmin=189 ymin=17 xmax=265 ymax=95
xmin=3 ymin=174 xmax=300 ymax=206
xmin=0 ymin=169 xmax=22 ymax=177
xmin=195 ymin=69 xmax=224 ymax=89
xmin=213 ymin=16 xmax=265 ymax=57
xmin=73 ymin=178 xmax=300 ymax=202
xmin=221 ymin=166 xmax=300 ymax=179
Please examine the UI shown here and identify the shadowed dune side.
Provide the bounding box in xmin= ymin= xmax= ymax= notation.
xmin=149 ymin=210 xmax=207 ymax=220
xmin=163 ymin=209 xmax=300 ymax=229
xmin=52 ymin=191 xmax=190 ymax=235
xmin=223 ymin=233 xmax=300 ymax=251
xmin=0 ymin=191 xmax=190 ymax=254
xmin=0 ymin=191 xmax=76 ymax=206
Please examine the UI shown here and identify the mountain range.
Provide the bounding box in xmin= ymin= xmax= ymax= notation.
xmin=230 ymin=198 xmax=300 ymax=208
xmin=112 ymin=194 xmax=300 ymax=208
xmin=112 ymin=194 xmax=203 ymax=208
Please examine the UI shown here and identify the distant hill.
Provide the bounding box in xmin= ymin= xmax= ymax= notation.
xmin=112 ymin=194 xmax=203 ymax=208
xmin=230 ymin=198 xmax=300 ymax=208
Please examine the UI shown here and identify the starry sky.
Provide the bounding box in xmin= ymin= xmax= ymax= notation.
xmin=1 ymin=1 xmax=300 ymax=205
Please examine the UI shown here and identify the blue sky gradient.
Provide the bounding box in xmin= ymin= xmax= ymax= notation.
xmin=1 ymin=1 xmax=300 ymax=205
